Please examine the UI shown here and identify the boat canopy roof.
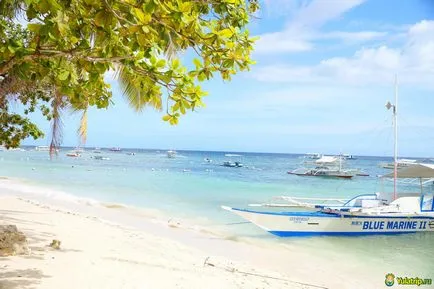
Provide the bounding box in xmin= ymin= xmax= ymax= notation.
xmin=315 ymin=156 xmax=337 ymax=164
xmin=383 ymin=163 xmax=434 ymax=178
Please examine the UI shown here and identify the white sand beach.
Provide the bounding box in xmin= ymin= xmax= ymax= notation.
xmin=0 ymin=195 xmax=308 ymax=289
xmin=0 ymin=182 xmax=391 ymax=289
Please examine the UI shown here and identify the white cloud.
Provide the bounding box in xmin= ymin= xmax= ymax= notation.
xmin=255 ymin=0 xmax=372 ymax=54
xmin=253 ymin=20 xmax=434 ymax=88
xmin=255 ymin=32 xmax=312 ymax=53
xmin=319 ymin=31 xmax=387 ymax=43
xmin=286 ymin=0 xmax=366 ymax=30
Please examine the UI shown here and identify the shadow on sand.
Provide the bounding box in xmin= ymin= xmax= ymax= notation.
xmin=0 ymin=269 xmax=50 ymax=289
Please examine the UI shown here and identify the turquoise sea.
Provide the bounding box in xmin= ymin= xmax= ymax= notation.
xmin=1 ymin=147 xmax=434 ymax=282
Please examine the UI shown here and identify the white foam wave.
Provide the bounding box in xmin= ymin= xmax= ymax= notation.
xmin=0 ymin=177 xmax=100 ymax=206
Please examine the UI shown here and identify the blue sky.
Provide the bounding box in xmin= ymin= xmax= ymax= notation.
xmin=24 ymin=0 xmax=434 ymax=157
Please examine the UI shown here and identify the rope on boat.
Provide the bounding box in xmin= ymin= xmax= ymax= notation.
xmin=203 ymin=257 xmax=329 ymax=289
xmin=224 ymin=221 xmax=251 ymax=225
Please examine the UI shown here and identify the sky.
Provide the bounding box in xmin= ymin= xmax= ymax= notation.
xmin=23 ymin=0 xmax=434 ymax=157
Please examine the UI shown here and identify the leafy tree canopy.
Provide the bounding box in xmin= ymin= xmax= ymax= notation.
xmin=0 ymin=0 xmax=259 ymax=151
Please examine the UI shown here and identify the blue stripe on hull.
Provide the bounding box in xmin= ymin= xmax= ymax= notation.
xmin=269 ymin=231 xmax=418 ymax=237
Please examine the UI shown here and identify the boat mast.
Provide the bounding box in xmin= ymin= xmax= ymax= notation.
xmin=393 ymin=75 xmax=398 ymax=200
xmin=386 ymin=74 xmax=398 ymax=200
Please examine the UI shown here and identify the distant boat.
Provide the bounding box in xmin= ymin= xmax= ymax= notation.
xmin=304 ymin=153 xmax=322 ymax=159
xmin=380 ymin=159 xmax=418 ymax=169
xmin=110 ymin=147 xmax=121 ymax=152
xmin=73 ymin=147 xmax=85 ymax=153
xmin=66 ymin=151 xmax=80 ymax=157
xmin=126 ymin=152 xmax=136 ymax=156
xmin=222 ymin=154 xmax=243 ymax=168
xmin=288 ymin=166 xmax=354 ymax=179
xmin=342 ymin=154 xmax=357 ymax=160
xmin=35 ymin=145 xmax=50 ymax=151
xmin=92 ymin=155 xmax=110 ymax=160
xmin=4 ymin=147 xmax=26 ymax=152
xmin=204 ymin=157 xmax=212 ymax=163
xmin=167 ymin=150 xmax=177 ymax=158
xmin=93 ymin=147 xmax=102 ymax=153
xmin=289 ymin=155 xmax=355 ymax=179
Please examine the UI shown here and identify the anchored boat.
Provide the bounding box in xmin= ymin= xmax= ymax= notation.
xmin=288 ymin=155 xmax=355 ymax=179
xmin=222 ymin=154 xmax=243 ymax=168
xmin=222 ymin=164 xmax=434 ymax=237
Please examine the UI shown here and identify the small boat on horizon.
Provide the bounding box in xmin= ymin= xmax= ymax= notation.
xmin=303 ymin=153 xmax=322 ymax=159
xmin=342 ymin=154 xmax=357 ymax=160
xmin=222 ymin=154 xmax=243 ymax=168
xmin=167 ymin=150 xmax=177 ymax=158
xmin=35 ymin=145 xmax=50 ymax=151
xmin=92 ymin=155 xmax=110 ymax=160
xmin=93 ymin=147 xmax=102 ymax=153
xmin=110 ymin=147 xmax=122 ymax=152
xmin=66 ymin=151 xmax=80 ymax=157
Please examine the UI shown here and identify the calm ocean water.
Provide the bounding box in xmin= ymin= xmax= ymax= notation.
xmin=1 ymin=147 xmax=433 ymax=277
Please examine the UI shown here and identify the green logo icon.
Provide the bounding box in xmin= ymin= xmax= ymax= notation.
xmin=385 ymin=273 xmax=395 ymax=287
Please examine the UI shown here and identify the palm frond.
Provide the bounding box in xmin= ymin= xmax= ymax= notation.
xmin=77 ymin=109 xmax=88 ymax=147
xmin=49 ymin=90 xmax=63 ymax=158
xmin=117 ymin=66 xmax=147 ymax=112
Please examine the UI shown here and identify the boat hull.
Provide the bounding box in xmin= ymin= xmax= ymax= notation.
xmin=222 ymin=207 xmax=434 ymax=237
xmin=287 ymin=171 xmax=353 ymax=179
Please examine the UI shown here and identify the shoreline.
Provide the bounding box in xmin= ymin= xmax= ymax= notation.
xmin=0 ymin=177 xmax=426 ymax=288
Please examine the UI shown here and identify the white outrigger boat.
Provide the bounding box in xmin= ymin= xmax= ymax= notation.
xmin=223 ymin=76 xmax=434 ymax=237
xmin=288 ymin=155 xmax=356 ymax=179
xmin=222 ymin=164 xmax=434 ymax=236
xmin=380 ymin=158 xmax=419 ymax=169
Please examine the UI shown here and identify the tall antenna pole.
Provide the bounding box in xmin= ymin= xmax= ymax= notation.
xmin=393 ymin=74 xmax=398 ymax=200
xmin=386 ymin=75 xmax=398 ymax=200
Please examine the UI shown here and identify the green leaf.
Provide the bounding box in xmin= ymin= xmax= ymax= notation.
xmin=198 ymin=72 xmax=206 ymax=82
xmin=193 ymin=58 xmax=201 ymax=69
xmin=218 ymin=28 xmax=233 ymax=38
xmin=133 ymin=8 xmax=145 ymax=22
xmin=7 ymin=45 xmax=16 ymax=53
xmin=156 ymin=59 xmax=166 ymax=68
xmin=172 ymin=102 xmax=180 ymax=111
xmin=136 ymin=33 xmax=147 ymax=46
xmin=58 ymin=70 xmax=69 ymax=81
xmin=162 ymin=115 xmax=171 ymax=121
xmin=27 ymin=23 xmax=42 ymax=33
